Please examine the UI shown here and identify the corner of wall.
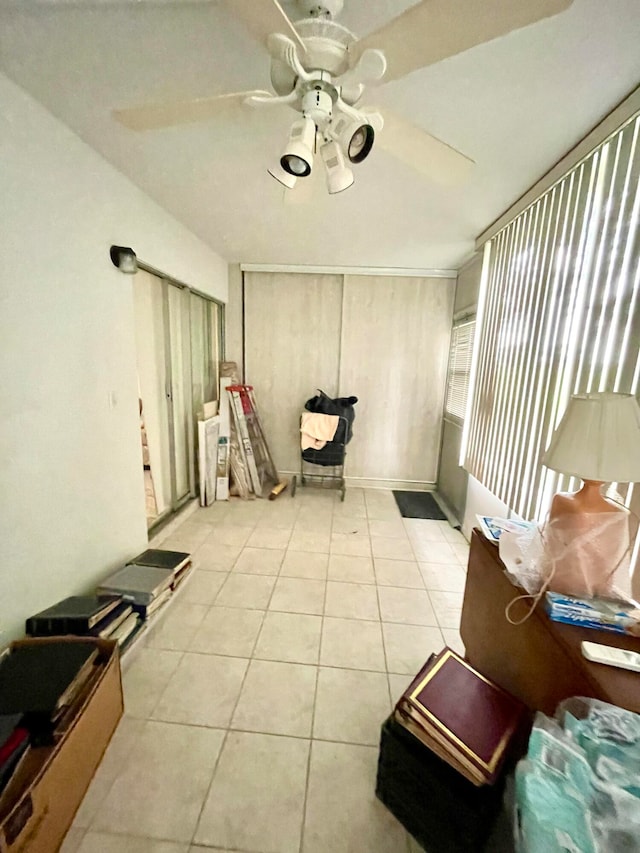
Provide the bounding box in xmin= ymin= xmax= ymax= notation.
xmin=225 ymin=264 xmax=244 ymax=370
xmin=462 ymin=476 xmax=511 ymax=541
xmin=454 ymin=253 xmax=483 ymax=316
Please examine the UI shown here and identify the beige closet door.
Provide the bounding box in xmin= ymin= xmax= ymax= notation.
xmin=339 ymin=275 xmax=454 ymax=484
xmin=243 ymin=271 xmax=343 ymax=472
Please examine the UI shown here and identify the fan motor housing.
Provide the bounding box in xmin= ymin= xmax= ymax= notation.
xmin=271 ymin=17 xmax=355 ymax=96
xmin=301 ymin=87 xmax=334 ymax=125
xmin=270 ymin=46 xmax=347 ymax=97
xmin=305 ymin=37 xmax=349 ymax=76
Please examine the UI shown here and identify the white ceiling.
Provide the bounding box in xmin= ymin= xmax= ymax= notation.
xmin=1 ymin=0 xmax=639 ymax=269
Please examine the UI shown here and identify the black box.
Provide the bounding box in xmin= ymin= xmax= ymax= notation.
xmin=375 ymin=716 xmax=515 ymax=853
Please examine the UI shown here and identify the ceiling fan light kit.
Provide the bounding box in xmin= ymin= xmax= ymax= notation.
xmin=281 ymin=116 xmax=315 ymax=177
xmin=320 ymin=139 xmax=354 ymax=194
xmin=275 ymin=69 xmax=375 ymax=188
xmin=268 ymin=161 xmax=298 ymax=189
xmin=113 ymin=0 xmax=576 ymax=197
xmin=301 ymin=87 xmax=334 ymax=125
xmin=331 ymin=113 xmax=375 ymax=164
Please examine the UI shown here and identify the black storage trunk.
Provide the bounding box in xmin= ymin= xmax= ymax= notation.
xmin=376 ymin=716 xmax=514 ymax=853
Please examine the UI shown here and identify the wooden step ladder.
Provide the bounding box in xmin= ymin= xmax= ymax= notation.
xmin=227 ymin=384 xmax=279 ymax=497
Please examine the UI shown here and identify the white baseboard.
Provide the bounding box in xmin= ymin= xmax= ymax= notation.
xmin=279 ymin=471 xmax=436 ymax=492
xmin=431 ymin=492 xmax=462 ymax=529
xmin=345 ymin=478 xmax=437 ymax=491
xmin=148 ymin=498 xmax=199 ymax=547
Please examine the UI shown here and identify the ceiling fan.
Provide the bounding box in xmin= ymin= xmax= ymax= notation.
xmin=114 ymin=0 xmax=574 ymax=195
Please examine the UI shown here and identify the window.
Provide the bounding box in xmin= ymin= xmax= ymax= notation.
xmin=445 ymin=319 xmax=476 ymax=422
xmin=463 ymin=111 xmax=640 ymax=522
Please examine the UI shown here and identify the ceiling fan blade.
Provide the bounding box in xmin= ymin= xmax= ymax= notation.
xmin=375 ymin=107 xmax=474 ymax=186
xmin=113 ymin=90 xmax=273 ymax=131
xmin=224 ymin=0 xmax=306 ymax=54
xmin=350 ymin=0 xmax=574 ymax=82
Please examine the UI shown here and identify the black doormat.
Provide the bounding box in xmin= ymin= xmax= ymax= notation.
xmin=393 ymin=491 xmax=448 ymax=520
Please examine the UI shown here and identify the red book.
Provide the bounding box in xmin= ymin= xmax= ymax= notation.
xmin=394 ymin=648 xmax=528 ymax=786
xmin=0 ymin=727 xmax=28 ymax=767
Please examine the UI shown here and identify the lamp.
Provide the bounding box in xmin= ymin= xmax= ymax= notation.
xmin=320 ymin=140 xmax=354 ymax=194
xmin=268 ymin=162 xmax=297 ymax=189
xmin=280 ymin=117 xmax=315 ymax=178
xmin=543 ymin=392 xmax=640 ymax=502
xmin=541 ymin=391 xmax=640 ymax=596
xmin=109 ymin=245 xmax=138 ymax=274
xmin=331 ymin=113 xmax=375 ymax=164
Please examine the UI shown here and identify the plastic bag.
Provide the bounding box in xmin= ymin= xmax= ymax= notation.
xmin=499 ymin=512 xmax=631 ymax=599
xmin=515 ymin=716 xmax=596 ymax=853
xmin=539 ymin=511 xmax=631 ymax=598
xmin=557 ymin=698 xmax=640 ymax=797
xmin=499 ymin=524 xmax=546 ymax=594
xmin=515 ymin=701 xmax=640 ymax=852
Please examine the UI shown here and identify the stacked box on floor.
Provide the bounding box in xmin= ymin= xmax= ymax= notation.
xmin=376 ymin=716 xmax=513 ymax=853
xmin=0 ymin=638 xmax=123 ymax=853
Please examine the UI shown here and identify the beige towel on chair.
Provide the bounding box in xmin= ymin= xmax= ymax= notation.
xmin=300 ymin=412 xmax=339 ymax=450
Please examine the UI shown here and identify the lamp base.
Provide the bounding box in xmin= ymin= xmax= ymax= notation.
xmin=550 ymin=479 xmax=620 ymax=517
xmin=545 ymin=481 xmax=630 ymax=597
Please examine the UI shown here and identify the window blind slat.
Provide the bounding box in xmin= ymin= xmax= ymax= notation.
xmin=511 ymin=185 xmax=563 ymax=509
xmin=524 ymin=167 xmax=586 ymax=515
xmin=487 ymin=211 xmax=529 ymax=490
xmin=508 ymin=191 xmax=561 ymax=507
xmin=467 ymin=236 xmax=499 ymax=470
xmin=476 ymin=226 xmax=516 ymax=483
xmin=603 ymin=121 xmax=640 ymax=389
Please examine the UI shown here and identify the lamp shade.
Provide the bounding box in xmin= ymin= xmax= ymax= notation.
xmin=268 ymin=162 xmax=296 ymax=189
xmin=320 ymin=140 xmax=354 ymax=194
xmin=542 ymin=392 xmax=640 ymax=482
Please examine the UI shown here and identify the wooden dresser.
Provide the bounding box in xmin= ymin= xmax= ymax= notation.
xmin=460 ymin=529 xmax=640 ymax=714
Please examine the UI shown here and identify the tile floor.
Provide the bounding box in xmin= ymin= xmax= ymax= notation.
xmin=61 ymin=487 xmax=469 ymax=853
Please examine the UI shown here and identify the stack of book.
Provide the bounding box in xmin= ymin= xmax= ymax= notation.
xmin=26 ymin=595 xmax=142 ymax=651
xmin=0 ymin=642 xmax=99 ymax=748
xmin=98 ymin=549 xmax=192 ymax=622
xmin=127 ymin=549 xmax=192 ymax=593
xmin=394 ymin=647 xmax=529 ymax=786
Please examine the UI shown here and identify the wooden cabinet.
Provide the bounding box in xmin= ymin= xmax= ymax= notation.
xmin=460 ymin=529 xmax=640 ymax=714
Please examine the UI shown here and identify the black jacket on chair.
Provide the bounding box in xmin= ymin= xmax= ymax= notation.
xmin=304 ymin=390 xmax=358 ymax=444
xmin=302 ymin=390 xmax=358 ymax=467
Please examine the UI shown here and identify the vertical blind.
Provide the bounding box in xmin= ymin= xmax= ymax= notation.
xmin=445 ymin=319 xmax=476 ymax=422
xmin=464 ymin=111 xmax=640 ymax=521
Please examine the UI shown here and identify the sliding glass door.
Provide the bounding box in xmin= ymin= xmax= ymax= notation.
xmin=133 ymin=270 xmax=173 ymax=520
xmin=167 ymin=282 xmax=192 ymax=506
xmin=190 ymin=292 xmax=223 ymax=420
xmin=133 ymin=270 xmax=223 ymax=529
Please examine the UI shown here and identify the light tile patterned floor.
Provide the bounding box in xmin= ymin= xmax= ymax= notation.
xmin=62 ymin=488 xmax=469 ymax=853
